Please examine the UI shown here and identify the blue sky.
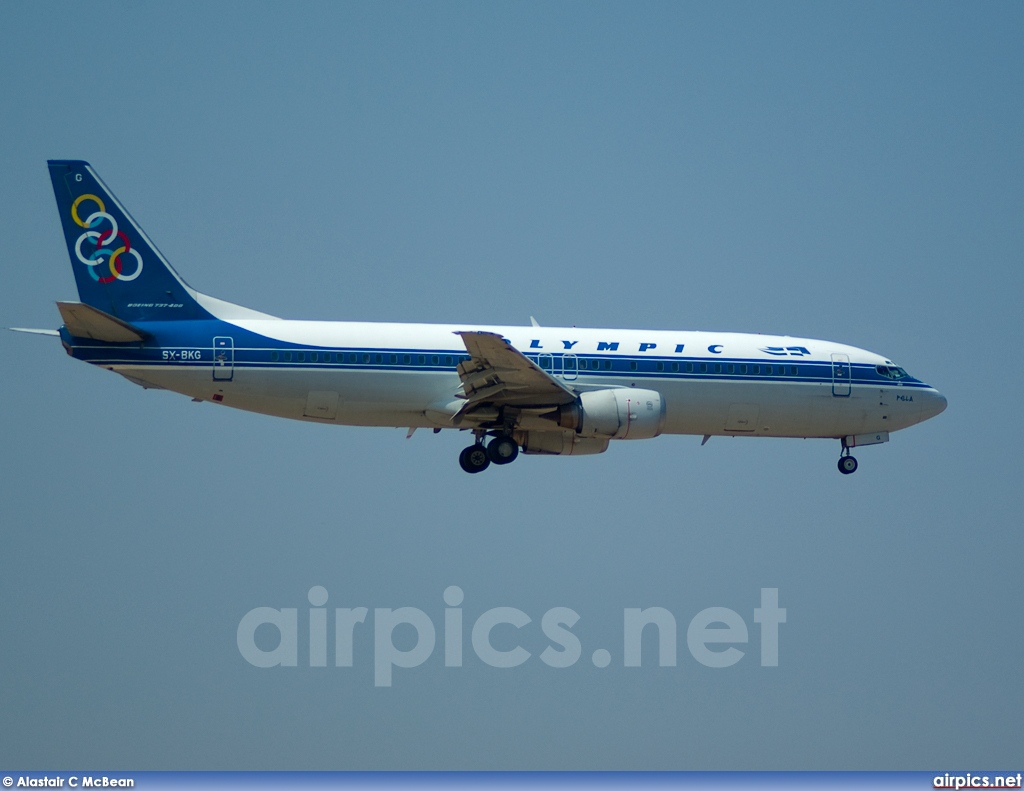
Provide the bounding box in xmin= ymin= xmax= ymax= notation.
xmin=1 ymin=1 xmax=1021 ymax=769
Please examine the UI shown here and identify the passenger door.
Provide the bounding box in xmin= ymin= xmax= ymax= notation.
xmin=831 ymin=353 xmax=851 ymax=397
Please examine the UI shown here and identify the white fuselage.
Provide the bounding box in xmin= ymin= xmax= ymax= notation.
xmin=91 ymin=319 xmax=947 ymax=440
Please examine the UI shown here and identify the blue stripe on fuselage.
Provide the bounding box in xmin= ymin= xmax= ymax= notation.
xmin=60 ymin=320 xmax=936 ymax=390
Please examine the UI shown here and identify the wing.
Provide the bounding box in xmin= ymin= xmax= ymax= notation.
xmin=452 ymin=331 xmax=576 ymax=424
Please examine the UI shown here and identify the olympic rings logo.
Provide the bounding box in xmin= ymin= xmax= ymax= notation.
xmin=71 ymin=193 xmax=143 ymax=283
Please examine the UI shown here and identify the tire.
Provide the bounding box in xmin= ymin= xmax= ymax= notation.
xmin=838 ymin=455 xmax=858 ymax=475
xmin=487 ymin=436 xmax=519 ymax=465
xmin=459 ymin=445 xmax=491 ymax=474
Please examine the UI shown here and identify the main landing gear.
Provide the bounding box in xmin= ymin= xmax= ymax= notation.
xmin=838 ymin=448 xmax=858 ymax=475
xmin=459 ymin=432 xmax=520 ymax=474
xmin=487 ymin=435 xmax=519 ymax=465
xmin=459 ymin=444 xmax=490 ymax=474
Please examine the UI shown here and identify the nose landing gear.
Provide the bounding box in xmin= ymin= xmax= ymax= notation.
xmin=838 ymin=455 xmax=858 ymax=474
xmin=838 ymin=449 xmax=858 ymax=475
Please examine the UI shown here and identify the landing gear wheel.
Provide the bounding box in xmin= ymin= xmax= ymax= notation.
xmin=487 ymin=435 xmax=519 ymax=465
xmin=459 ymin=445 xmax=491 ymax=474
xmin=838 ymin=455 xmax=858 ymax=475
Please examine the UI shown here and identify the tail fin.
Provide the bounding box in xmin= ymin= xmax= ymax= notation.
xmin=47 ymin=160 xmax=276 ymax=324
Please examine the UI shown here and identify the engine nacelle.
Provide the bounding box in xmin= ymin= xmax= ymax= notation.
xmin=515 ymin=431 xmax=610 ymax=456
xmin=555 ymin=388 xmax=665 ymax=440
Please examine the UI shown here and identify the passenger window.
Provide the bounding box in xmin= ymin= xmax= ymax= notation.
xmin=297 ymin=352 xmax=305 ymax=362
xmin=685 ymin=363 xmax=693 ymax=373
xmin=284 ymin=352 xmax=292 ymax=362
xmin=752 ymin=365 xmax=759 ymax=374
xmin=603 ymin=360 xmax=611 ymax=370
xmin=765 ymin=365 xmax=773 ymax=375
xmin=671 ymin=362 xmax=679 ymax=372
xmin=445 ymin=356 xmax=453 ymax=366
xmin=790 ymin=366 xmax=798 ymax=376
xmin=349 ymin=353 xmax=357 ymax=363
xmin=714 ymin=364 xmax=722 ymax=374
xmin=432 ymin=355 xmax=439 ymax=365
xmin=417 ymin=355 xmax=425 ymax=365
xmin=739 ymin=364 xmax=747 ymax=374
xmin=657 ymin=362 xmax=664 ymax=372
xmin=630 ymin=361 xmax=638 ymax=371
xmin=310 ymin=352 xmax=318 ymax=362
xmin=726 ymin=364 xmax=735 ymax=374
xmin=699 ymin=363 xmax=707 ymax=373
xmin=403 ymin=355 xmax=411 ymax=364
xmin=271 ymin=351 xmax=279 ymax=362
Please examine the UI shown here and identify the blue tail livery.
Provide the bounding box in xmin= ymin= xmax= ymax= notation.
xmin=47 ymin=160 xmax=221 ymax=323
xmin=23 ymin=160 xmax=947 ymax=475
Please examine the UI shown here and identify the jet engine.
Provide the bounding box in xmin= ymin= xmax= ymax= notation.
xmin=514 ymin=431 xmax=610 ymax=456
xmin=549 ymin=388 xmax=666 ymax=440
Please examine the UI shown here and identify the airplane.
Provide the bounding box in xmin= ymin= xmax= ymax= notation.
xmin=13 ymin=160 xmax=947 ymax=475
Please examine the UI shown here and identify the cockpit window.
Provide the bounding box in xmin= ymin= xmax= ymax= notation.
xmin=876 ymin=365 xmax=908 ymax=380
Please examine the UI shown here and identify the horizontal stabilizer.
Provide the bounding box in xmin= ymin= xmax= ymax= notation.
xmin=57 ymin=301 xmax=148 ymax=343
xmin=9 ymin=327 xmax=60 ymax=336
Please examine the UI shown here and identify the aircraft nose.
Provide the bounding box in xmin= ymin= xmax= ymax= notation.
xmin=920 ymin=389 xmax=948 ymax=421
